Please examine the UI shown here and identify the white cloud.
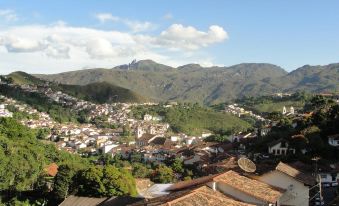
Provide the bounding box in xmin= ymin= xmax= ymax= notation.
xmin=154 ymin=24 xmax=228 ymax=50
xmin=1 ymin=36 xmax=47 ymax=52
xmin=0 ymin=9 xmax=18 ymax=22
xmin=95 ymin=13 xmax=120 ymax=23
xmin=0 ymin=21 xmax=228 ymax=74
xmin=94 ymin=13 xmax=155 ymax=33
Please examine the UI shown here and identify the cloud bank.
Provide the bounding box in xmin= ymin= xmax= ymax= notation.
xmin=0 ymin=12 xmax=228 ymax=74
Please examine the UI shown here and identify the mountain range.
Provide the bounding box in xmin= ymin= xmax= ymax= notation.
xmin=30 ymin=60 xmax=339 ymax=104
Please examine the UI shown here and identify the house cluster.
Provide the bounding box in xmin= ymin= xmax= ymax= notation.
xmin=52 ymin=123 xmax=123 ymax=154
xmin=60 ymin=160 xmax=320 ymax=206
xmin=273 ymin=92 xmax=293 ymax=98
xmin=134 ymin=160 xmax=325 ymax=206
xmin=225 ymin=104 xmax=265 ymax=121
xmin=282 ymin=106 xmax=295 ymax=116
xmin=0 ymin=96 xmax=56 ymax=129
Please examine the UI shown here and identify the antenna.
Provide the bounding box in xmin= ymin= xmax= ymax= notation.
xmin=238 ymin=157 xmax=256 ymax=173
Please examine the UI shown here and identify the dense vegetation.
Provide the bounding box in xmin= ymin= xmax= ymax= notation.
xmin=252 ymin=95 xmax=339 ymax=162
xmin=6 ymin=71 xmax=44 ymax=85
xmin=57 ymin=82 xmax=147 ymax=104
xmin=236 ymin=92 xmax=312 ymax=113
xmin=131 ymin=103 xmax=251 ymax=135
xmin=0 ymin=117 xmax=88 ymax=204
xmin=0 ymin=117 xmax=137 ymax=205
xmin=39 ymin=60 xmax=339 ymax=104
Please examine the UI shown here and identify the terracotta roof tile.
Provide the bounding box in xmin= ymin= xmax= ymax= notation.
xmin=130 ymin=186 xmax=254 ymax=206
xmin=275 ymin=162 xmax=316 ymax=186
xmin=168 ymin=186 xmax=255 ymax=206
xmin=213 ymin=170 xmax=284 ymax=203
xmin=59 ymin=196 xmax=108 ymax=206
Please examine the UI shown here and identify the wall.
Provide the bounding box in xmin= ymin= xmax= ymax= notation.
xmin=259 ymin=171 xmax=309 ymax=206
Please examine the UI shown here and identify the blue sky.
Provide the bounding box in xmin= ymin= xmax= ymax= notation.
xmin=0 ymin=0 xmax=339 ymax=74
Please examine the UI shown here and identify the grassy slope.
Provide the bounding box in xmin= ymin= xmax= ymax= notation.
xmin=252 ymin=100 xmax=305 ymax=113
xmin=57 ymin=82 xmax=148 ymax=103
xmin=169 ymin=109 xmax=251 ymax=135
xmin=7 ymin=71 xmax=45 ymax=85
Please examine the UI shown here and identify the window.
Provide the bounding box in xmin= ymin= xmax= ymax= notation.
xmin=277 ymin=150 xmax=280 ymax=155
xmin=272 ymin=149 xmax=276 ymax=154
xmin=320 ymin=174 xmax=327 ymax=179
xmin=331 ymin=174 xmax=336 ymax=181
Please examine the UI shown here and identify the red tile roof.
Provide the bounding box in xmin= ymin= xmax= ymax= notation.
xmin=213 ymin=170 xmax=284 ymax=203
xmin=275 ymin=162 xmax=316 ymax=186
xmin=44 ymin=163 xmax=58 ymax=177
xmin=131 ymin=186 xmax=255 ymax=206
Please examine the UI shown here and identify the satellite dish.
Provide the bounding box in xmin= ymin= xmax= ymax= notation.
xmin=238 ymin=157 xmax=256 ymax=173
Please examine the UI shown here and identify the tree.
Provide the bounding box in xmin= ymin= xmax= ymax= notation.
xmin=152 ymin=165 xmax=174 ymax=183
xmin=77 ymin=166 xmax=106 ymax=197
xmin=122 ymin=125 xmax=131 ymax=137
xmin=76 ymin=165 xmax=137 ymax=197
xmin=170 ymin=158 xmax=184 ymax=174
xmin=53 ymin=164 xmax=76 ymax=201
xmin=103 ymin=166 xmax=137 ymax=196
xmin=36 ymin=128 xmax=51 ymax=140
xmin=132 ymin=163 xmax=150 ymax=178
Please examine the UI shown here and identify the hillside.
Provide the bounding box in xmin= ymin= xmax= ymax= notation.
xmin=8 ymin=71 xmax=45 ymax=85
xmin=37 ymin=61 xmax=289 ymax=104
xmin=131 ymin=104 xmax=252 ymax=136
xmin=58 ymin=82 xmax=147 ymax=103
xmin=6 ymin=72 xmax=147 ymax=103
xmin=37 ymin=60 xmax=339 ymax=104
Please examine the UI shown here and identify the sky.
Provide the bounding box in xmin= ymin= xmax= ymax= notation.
xmin=0 ymin=0 xmax=339 ymax=74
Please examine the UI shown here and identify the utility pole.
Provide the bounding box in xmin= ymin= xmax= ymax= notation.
xmin=312 ymin=156 xmax=323 ymax=205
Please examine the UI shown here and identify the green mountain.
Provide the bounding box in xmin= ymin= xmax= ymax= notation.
xmin=7 ymin=71 xmax=45 ymax=85
xmin=6 ymin=72 xmax=147 ymax=103
xmin=270 ymin=63 xmax=339 ymax=92
xmin=37 ymin=60 xmax=291 ymax=104
xmin=37 ymin=60 xmax=339 ymax=104
xmin=58 ymin=82 xmax=147 ymax=104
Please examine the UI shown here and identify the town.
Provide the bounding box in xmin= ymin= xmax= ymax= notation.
xmin=1 ymin=74 xmax=338 ymax=206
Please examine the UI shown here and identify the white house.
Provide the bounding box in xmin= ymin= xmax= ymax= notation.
xmin=268 ymin=139 xmax=295 ymax=155
xmin=143 ymin=114 xmax=153 ymax=121
xmin=319 ymin=172 xmax=339 ymax=184
xmin=258 ymin=162 xmax=315 ymax=206
xmin=75 ymin=142 xmax=87 ymax=150
xmin=328 ymin=134 xmax=339 ymax=147
xmin=102 ymin=144 xmax=119 ymax=154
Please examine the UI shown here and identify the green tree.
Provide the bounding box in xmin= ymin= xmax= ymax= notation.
xmin=132 ymin=163 xmax=150 ymax=178
xmin=170 ymin=158 xmax=184 ymax=173
xmin=102 ymin=166 xmax=137 ymax=196
xmin=53 ymin=164 xmax=76 ymax=201
xmin=77 ymin=166 xmax=106 ymax=197
xmin=152 ymin=165 xmax=174 ymax=183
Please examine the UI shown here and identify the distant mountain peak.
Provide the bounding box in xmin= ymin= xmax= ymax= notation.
xmin=113 ymin=59 xmax=173 ymax=71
